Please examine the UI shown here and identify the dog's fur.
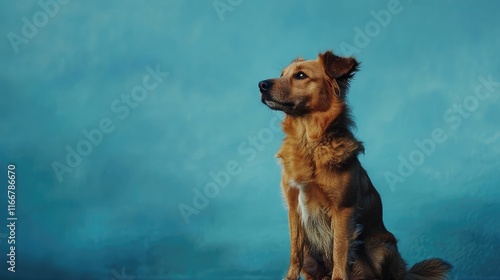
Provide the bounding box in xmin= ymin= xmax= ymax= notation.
xmin=258 ymin=51 xmax=452 ymax=280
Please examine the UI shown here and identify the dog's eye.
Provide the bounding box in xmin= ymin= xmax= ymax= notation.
xmin=294 ymin=71 xmax=308 ymax=80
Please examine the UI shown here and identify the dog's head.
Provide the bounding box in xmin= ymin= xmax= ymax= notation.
xmin=259 ymin=51 xmax=359 ymax=116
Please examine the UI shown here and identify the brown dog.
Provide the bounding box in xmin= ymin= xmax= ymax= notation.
xmin=258 ymin=51 xmax=452 ymax=280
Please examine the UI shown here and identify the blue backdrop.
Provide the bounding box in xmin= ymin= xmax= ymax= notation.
xmin=1 ymin=1 xmax=499 ymax=279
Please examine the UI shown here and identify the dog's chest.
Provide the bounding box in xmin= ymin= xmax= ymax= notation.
xmin=279 ymin=145 xmax=316 ymax=183
xmin=289 ymin=180 xmax=333 ymax=257
xmin=279 ymin=143 xmax=335 ymax=255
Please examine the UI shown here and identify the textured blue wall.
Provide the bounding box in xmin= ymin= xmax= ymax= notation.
xmin=0 ymin=0 xmax=499 ymax=279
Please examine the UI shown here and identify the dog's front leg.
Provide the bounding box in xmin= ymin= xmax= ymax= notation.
xmin=331 ymin=207 xmax=354 ymax=280
xmin=284 ymin=187 xmax=306 ymax=280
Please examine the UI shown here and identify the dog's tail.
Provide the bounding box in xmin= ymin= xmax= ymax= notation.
xmin=404 ymin=258 xmax=453 ymax=280
xmin=404 ymin=258 xmax=452 ymax=280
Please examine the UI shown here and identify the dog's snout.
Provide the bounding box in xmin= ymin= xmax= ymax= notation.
xmin=259 ymin=79 xmax=274 ymax=93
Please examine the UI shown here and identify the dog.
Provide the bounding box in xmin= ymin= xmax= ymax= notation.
xmin=258 ymin=51 xmax=452 ymax=280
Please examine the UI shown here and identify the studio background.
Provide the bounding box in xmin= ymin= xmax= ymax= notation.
xmin=1 ymin=0 xmax=499 ymax=279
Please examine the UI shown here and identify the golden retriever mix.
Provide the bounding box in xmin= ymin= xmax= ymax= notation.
xmin=258 ymin=51 xmax=451 ymax=280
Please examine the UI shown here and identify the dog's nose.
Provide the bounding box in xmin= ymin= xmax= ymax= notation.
xmin=259 ymin=79 xmax=274 ymax=93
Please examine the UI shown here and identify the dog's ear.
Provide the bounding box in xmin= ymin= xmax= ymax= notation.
xmin=319 ymin=50 xmax=359 ymax=80
xmin=319 ymin=51 xmax=359 ymax=97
